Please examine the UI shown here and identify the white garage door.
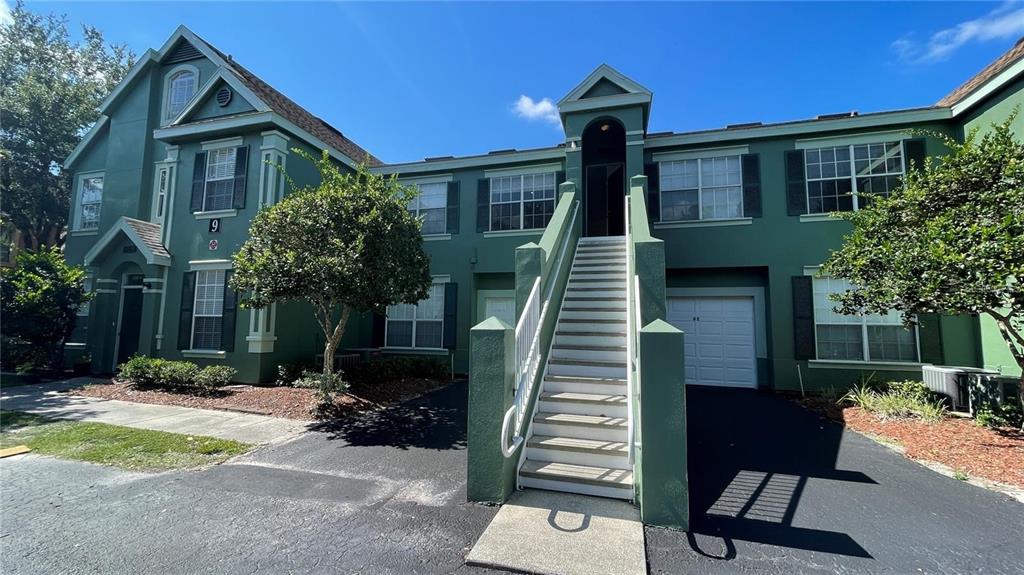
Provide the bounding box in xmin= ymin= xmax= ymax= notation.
xmin=667 ymin=297 xmax=757 ymax=389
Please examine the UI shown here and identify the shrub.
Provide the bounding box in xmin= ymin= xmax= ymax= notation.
xmin=195 ymin=366 xmax=237 ymax=390
xmin=160 ymin=361 xmax=200 ymax=389
xmin=118 ymin=355 xmax=162 ymax=387
xmin=295 ymin=370 xmax=349 ymax=415
xmin=975 ymin=402 xmax=1023 ymax=429
xmin=276 ymin=360 xmax=319 ymax=387
xmin=843 ymin=379 xmax=947 ymax=422
xmin=343 ymin=356 xmax=449 ymax=387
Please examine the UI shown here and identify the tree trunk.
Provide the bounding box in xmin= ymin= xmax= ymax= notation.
xmin=321 ymin=305 xmax=351 ymax=375
xmin=986 ymin=312 xmax=1024 ymax=430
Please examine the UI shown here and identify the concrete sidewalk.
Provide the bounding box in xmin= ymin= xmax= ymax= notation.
xmin=1 ymin=379 xmax=309 ymax=444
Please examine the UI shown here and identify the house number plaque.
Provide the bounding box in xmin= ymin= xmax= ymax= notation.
xmin=208 ymin=218 xmax=221 ymax=233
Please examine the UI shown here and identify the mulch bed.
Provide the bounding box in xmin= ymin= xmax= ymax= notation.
xmin=797 ymin=397 xmax=1024 ymax=489
xmin=73 ymin=377 xmax=450 ymax=421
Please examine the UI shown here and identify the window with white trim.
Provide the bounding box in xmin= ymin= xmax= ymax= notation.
xmin=386 ymin=283 xmax=444 ymax=348
xmin=659 ymin=155 xmax=742 ymax=222
xmin=192 ymin=269 xmax=225 ymax=350
xmin=813 ymin=276 xmax=918 ymax=362
xmin=76 ymin=174 xmax=104 ymax=230
xmin=805 ymin=141 xmax=904 ymax=214
xmin=153 ymin=166 xmax=171 ymax=223
xmin=409 ymin=182 xmax=447 ymax=235
xmin=490 ymin=172 xmax=556 ymax=231
xmin=204 ymin=147 xmax=237 ymax=211
xmin=165 ymin=69 xmax=197 ymax=120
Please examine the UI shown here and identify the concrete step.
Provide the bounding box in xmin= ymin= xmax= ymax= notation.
xmin=556 ymin=318 xmax=627 ymax=334
xmin=555 ymin=332 xmax=627 ymax=347
xmin=548 ymin=357 xmax=628 ymax=379
xmin=560 ymin=309 xmax=626 ymax=321
xmin=526 ymin=435 xmax=630 ymax=470
xmin=579 ymin=237 xmax=626 ymax=245
xmin=551 ymin=343 xmax=628 ymax=362
xmin=569 ymin=274 xmax=626 ymax=283
xmin=544 ymin=375 xmax=627 ymax=396
xmin=532 ymin=412 xmax=628 ymax=442
xmin=519 ymin=460 xmax=633 ymax=499
xmin=573 ymin=260 xmax=626 ymax=268
xmin=570 ymin=266 xmax=625 ymax=274
xmin=574 ymin=254 xmax=626 ymax=262
xmin=539 ymin=392 xmax=627 ymax=418
xmin=562 ymin=298 xmax=627 ymax=310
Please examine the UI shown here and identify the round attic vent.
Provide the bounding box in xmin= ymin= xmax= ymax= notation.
xmin=216 ymin=87 xmax=233 ymax=107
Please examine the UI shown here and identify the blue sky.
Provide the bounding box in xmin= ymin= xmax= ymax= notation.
xmin=8 ymin=1 xmax=1024 ymax=163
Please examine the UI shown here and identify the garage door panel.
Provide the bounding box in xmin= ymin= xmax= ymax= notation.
xmin=667 ymin=296 xmax=757 ymax=389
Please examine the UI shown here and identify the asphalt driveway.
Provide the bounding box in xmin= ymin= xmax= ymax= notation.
xmin=646 ymin=385 xmax=1024 ymax=574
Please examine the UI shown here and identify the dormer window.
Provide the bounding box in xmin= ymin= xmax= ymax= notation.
xmin=163 ymin=65 xmax=198 ymax=122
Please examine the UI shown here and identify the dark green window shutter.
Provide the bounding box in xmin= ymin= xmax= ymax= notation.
xmin=556 ymin=170 xmax=566 ymax=193
xmin=792 ymin=276 xmax=815 ymax=360
xmin=221 ymin=271 xmax=237 ymax=352
xmin=443 ymin=282 xmax=458 ymax=350
xmin=741 ymin=153 xmax=762 ymax=218
xmin=785 ymin=150 xmax=807 ymax=216
xmin=917 ymin=313 xmax=944 ymax=364
xmin=371 ymin=311 xmax=386 ymax=347
xmin=191 ymin=152 xmax=207 ymax=212
xmin=178 ymin=272 xmax=196 ymax=349
xmin=904 ymin=138 xmax=927 ymax=173
xmin=476 ymin=178 xmax=490 ymax=232
xmin=446 ymin=181 xmax=460 ymax=235
xmin=643 ymin=163 xmax=660 ymax=222
xmin=232 ymin=146 xmax=249 ymax=209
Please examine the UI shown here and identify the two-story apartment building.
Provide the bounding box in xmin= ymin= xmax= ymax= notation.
xmin=64 ymin=26 xmax=1023 ymax=394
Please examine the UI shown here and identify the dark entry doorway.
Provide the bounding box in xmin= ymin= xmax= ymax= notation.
xmin=115 ymin=276 xmax=144 ymax=366
xmin=582 ymin=120 xmax=626 ymax=236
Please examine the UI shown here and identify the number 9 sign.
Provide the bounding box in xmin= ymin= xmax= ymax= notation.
xmin=208 ymin=218 xmax=221 ymax=233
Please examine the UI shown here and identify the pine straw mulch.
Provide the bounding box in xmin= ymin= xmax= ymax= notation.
xmin=73 ymin=377 xmax=450 ymax=421
xmin=797 ymin=397 xmax=1024 ymax=490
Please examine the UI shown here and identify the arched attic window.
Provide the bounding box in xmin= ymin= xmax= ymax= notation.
xmin=163 ymin=65 xmax=198 ymax=122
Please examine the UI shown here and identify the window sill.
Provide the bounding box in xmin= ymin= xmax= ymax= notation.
xmin=799 ymin=213 xmax=842 ymax=223
xmin=194 ymin=209 xmax=238 ymax=220
xmin=182 ymin=349 xmax=227 ymax=359
xmin=423 ymin=233 xmax=452 ymax=242
xmin=654 ymin=217 xmax=752 ymax=229
xmin=382 ymin=347 xmax=450 ymax=356
xmin=69 ymin=229 xmax=99 ymax=237
xmin=808 ymin=359 xmax=923 ymax=371
xmin=483 ymin=229 xmax=543 ymax=238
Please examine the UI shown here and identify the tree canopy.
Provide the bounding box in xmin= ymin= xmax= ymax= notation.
xmin=0 ymin=1 xmax=134 ymax=248
xmin=230 ymin=150 xmax=432 ymax=376
xmin=822 ymin=116 xmax=1024 ymax=393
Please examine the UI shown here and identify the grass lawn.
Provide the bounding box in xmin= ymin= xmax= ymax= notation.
xmin=0 ymin=411 xmax=252 ymax=471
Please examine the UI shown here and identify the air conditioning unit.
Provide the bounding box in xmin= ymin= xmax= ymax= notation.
xmin=921 ymin=365 xmax=1001 ymax=414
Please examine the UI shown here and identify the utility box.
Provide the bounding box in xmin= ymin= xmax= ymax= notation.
xmin=921 ymin=365 xmax=1002 ymax=415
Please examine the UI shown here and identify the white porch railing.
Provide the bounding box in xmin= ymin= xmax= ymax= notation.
xmin=500 ymin=201 xmax=580 ymax=458
xmin=624 ymin=196 xmax=639 ymax=465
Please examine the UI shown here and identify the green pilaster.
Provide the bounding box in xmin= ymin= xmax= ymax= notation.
xmin=467 ymin=317 xmax=517 ymax=504
xmin=638 ymin=319 xmax=688 ymax=530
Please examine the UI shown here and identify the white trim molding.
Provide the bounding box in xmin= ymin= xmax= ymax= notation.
xmin=654 ymin=217 xmax=753 ymax=230
xmin=794 ymin=129 xmax=912 ymax=150
xmin=161 ymin=63 xmax=200 ymax=124
xmin=808 ymin=360 xmax=924 ymax=371
xmin=188 ymin=259 xmax=233 ymax=271
xmin=202 ymin=136 xmax=244 ymax=150
xmin=194 ymin=209 xmax=238 ymax=220
xmin=483 ymin=229 xmax=544 ymax=238
xmin=182 ymin=349 xmax=227 ymax=360
xmin=483 ymin=162 xmax=562 ymax=179
xmin=652 ymin=145 xmax=750 ymax=162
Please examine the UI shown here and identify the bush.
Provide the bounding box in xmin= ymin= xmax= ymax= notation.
xmin=976 ymin=402 xmax=1023 ymax=429
xmin=276 ymin=360 xmax=319 ymax=387
xmin=295 ymin=370 xmax=349 ymax=415
xmin=117 ymin=355 xmax=231 ymax=394
xmin=842 ymin=379 xmax=947 ymax=422
xmin=343 ymin=356 xmax=449 ymax=387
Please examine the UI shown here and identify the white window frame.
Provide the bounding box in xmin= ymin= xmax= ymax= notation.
xmin=409 ymin=181 xmax=448 ymax=236
xmin=384 ymin=279 xmax=446 ymax=350
xmin=804 ymin=141 xmax=905 ymax=215
xmin=658 ymin=155 xmax=743 ymax=222
xmin=73 ymin=171 xmax=105 ymax=232
xmin=488 ymin=171 xmax=557 ymax=232
xmin=202 ymin=145 xmax=237 ymax=212
xmin=190 ymin=268 xmax=226 ymax=351
xmin=811 ymin=275 xmax=920 ymax=363
xmin=162 ymin=64 xmax=199 ymax=123
xmin=152 ymin=165 xmax=173 ymax=224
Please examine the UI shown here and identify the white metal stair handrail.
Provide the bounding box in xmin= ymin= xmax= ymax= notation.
xmin=501 ymin=201 xmax=580 ymax=458
xmin=624 ymin=196 xmax=638 ymax=465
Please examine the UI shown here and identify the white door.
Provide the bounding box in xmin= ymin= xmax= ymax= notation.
xmin=667 ymin=297 xmax=757 ymax=389
xmin=484 ymin=296 xmax=516 ymax=327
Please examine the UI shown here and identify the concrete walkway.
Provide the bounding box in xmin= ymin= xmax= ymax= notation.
xmin=1 ymin=379 xmax=309 ymax=444
xmin=467 ymin=490 xmax=645 ymax=575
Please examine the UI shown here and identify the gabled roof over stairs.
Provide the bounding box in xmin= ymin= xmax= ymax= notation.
xmin=557 ymin=64 xmax=653 ymax=131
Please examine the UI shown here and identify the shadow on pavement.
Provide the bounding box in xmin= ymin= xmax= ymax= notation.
xmin=311 ymin=379 xmax=468 ymax=451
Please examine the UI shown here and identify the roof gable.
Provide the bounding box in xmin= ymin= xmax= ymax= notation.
xmin=558 ymin=64 xmax=654 ymax=130
xmin=938 ymin=37 xmax=1024 ymax=115
xmin=170 ymin=67 xmax=268 ymax=125
xmin=83 ymin=217 xmax=170 ymax=267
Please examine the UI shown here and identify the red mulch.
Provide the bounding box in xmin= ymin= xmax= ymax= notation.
xmin=798 ymin=397 xmax=1024 ymax=489
xmin=74 ymin=378 xmax=450 ymax=421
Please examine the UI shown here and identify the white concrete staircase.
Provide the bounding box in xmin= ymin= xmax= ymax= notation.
xmin=519 ymin=236 xmax=633 ymax=500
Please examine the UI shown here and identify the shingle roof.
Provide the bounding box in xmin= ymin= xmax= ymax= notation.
xmin=937 ymin=37 xmax=1024 ymax=107
xmin=190 ymin=36 xmax=382 ymax=167
xmin=123 ymin=217 xmax=170 ymax=260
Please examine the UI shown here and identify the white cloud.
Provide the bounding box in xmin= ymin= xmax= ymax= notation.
xmin=0 ymin=0 xmax=12 ymax=26
xmin=513 ymin=94 xmax=560 ymax=125
xmin=893 ymin=1 xmax=1024 ymax=63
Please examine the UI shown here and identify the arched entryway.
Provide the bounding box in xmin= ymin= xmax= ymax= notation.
xmin=582 ymin=118 xmax=626 ymax=236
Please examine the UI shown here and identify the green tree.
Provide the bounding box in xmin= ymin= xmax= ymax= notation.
xmin=822 ymin=117 xmax=1024 ymax=414
xmin=230 ymin=150 xmax=432 ymax=377
xmin=0 ymin=247 xmax=93 ymax=370
xmin=0 ymin=1 xmax=134 ymax=248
